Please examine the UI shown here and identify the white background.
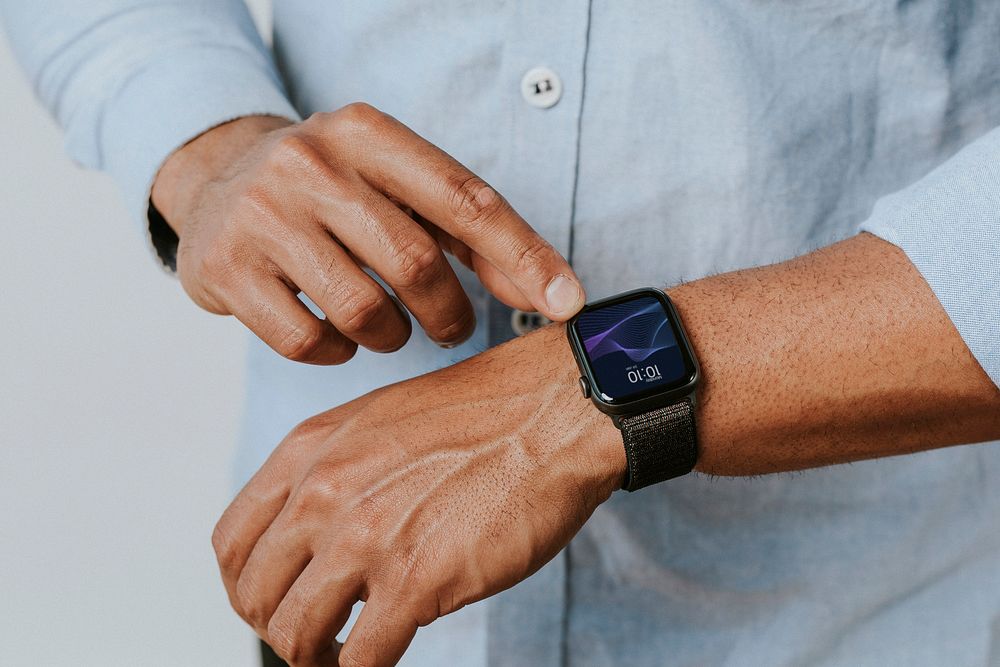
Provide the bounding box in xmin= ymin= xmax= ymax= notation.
xmin=0 ymin=2 xmax=274 ymax=665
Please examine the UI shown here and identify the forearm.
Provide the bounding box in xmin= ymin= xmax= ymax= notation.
xmin=667 ymin=232 xmax=1000 ymax=476
xmin=214 ymin=233 xmax=1000 ymax=665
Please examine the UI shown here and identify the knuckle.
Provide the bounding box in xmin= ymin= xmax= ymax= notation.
xmin=337 ymin=290 xmax=386 ymax=335
xmin=269 ymin=134 xmax=327 ymax=175
xmin=512 ymin=238 xmax=556 ymax=280
xmin=282 ymin=490 xmax=315 ymax=526
xmin=183 ymin=279 xmax=226 ymax=316
xmin=198 ymin=240 xmax=244 ymax=284
xmin=392 ymin=239 xmax=441 ymax=290
xmin=275 ymin=321 xmax=326 ymax=361
xmin=303 ymin=110 xmax=335 ymax=128
xmin=267 ymin=615 xmax=305 ymax=663
xmin=211 ymin=521 xmax=238 ymax=570
xmin=239 ymin=179 xmax=273 ymax=205
xmin=230 ymin=185 xmax=286 ymax=240
xmin=445 ymin=173 xmax=503 ymax=230
xmin=266 ymin=133 xmax=349 ymax=195
xmin=293 ymin=464 xmax=343 ymax=512
xmin=234 ymin=575 xmax=265 ymax=627
xmin=340 ymin=101 xmax=381 ymax=122
xmin=235 ymin=184 xmax=280 ymax=224
xmin=288 ymin=414 xmax=326 ymax=444
xmin=330 ymin=101 xmax=383 ymax=135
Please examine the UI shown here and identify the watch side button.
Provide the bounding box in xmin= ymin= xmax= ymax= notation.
xmin=578 ymin=376 xmax=591 ymax=399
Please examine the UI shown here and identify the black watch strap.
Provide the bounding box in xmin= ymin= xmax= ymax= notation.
xmin=618 ymin=398 xmax=697 ymax=492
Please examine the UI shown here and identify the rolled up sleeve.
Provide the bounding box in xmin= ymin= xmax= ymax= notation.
xmin=0 ymin=1 xmax=300 ymax=264
xmin=860 ymin=127 xmax=1000 ymax=388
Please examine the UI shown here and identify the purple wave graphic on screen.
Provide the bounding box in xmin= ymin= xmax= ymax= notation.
xmin=578 ymin=298 xmax=676 ymax=363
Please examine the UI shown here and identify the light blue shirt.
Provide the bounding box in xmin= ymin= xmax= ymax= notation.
xmin=4 ymin=2 xmax=1000 ymax=664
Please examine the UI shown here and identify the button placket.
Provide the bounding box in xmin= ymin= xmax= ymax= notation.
xmin=486 ymin=5 xmax=592 ymax=662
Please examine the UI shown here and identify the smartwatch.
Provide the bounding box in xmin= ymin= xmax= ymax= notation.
xmin=566 ymin=288 xmax=701 ymax=491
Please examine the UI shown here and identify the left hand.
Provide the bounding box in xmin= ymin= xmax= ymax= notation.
xmin=212 ymin=324 xmax=624 ymax=666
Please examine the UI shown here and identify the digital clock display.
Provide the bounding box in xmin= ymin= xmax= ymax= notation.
xmin=573 ymin=293 xmax=692 ymax=403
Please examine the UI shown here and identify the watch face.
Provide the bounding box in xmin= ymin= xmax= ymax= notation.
xmin=572 ymin=291 xmax=695 ymax=405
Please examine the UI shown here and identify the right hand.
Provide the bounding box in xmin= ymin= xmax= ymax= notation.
xmin=151 ymin=103 xmax=585 ymax=364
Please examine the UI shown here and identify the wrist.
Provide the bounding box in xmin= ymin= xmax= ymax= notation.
xmin=564 ymin=288 xmax=704 ymax=492
xmin=517 ymin=323 xmax=626 ymax=499
xmin=150 ymin=114 xmax=294 ymax=235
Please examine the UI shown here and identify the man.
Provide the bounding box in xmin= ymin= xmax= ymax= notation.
xmin=3 ymin=1 xmax=999 ymax=666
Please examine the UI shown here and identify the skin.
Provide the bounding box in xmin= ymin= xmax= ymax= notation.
xmin=213 ymin=232 xmax=1000 ymax=666
xmin=151 ymin=106 xmax=585 ymax=363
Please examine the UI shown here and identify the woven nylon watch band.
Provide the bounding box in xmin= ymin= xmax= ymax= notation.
xmin=617 ymin=398 xmax=697 ymax=492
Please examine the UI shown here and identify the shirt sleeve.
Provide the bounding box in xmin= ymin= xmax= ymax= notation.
xmin=0 ymin=1 xmax=301 ymax=267
xmin=859 ymin=127 xmax=1000 ymax=389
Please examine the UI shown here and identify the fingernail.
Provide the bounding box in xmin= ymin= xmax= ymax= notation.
xmin=545 ymin=274 xmax=583 ymax=317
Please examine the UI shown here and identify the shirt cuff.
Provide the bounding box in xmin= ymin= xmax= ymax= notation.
xmin=859 ymin=126 xmax=1000 ymax=388
xmin=99 ymin=46 xmax=301 ymax=271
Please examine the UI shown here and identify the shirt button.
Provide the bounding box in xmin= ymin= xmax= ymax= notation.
xmin=520 ymin=66 xmax=562 ymax=109
xmin=510 ymin=309 xmax=552 ymax=336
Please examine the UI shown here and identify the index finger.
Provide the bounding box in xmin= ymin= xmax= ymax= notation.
xmin=344 ymin=111 xmax=586 ymax=321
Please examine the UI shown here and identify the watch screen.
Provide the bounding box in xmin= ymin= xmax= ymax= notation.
xmin=573 ymin=293 xmax=693 ymax=403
